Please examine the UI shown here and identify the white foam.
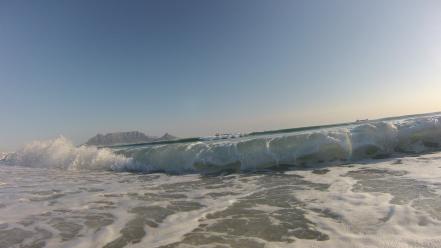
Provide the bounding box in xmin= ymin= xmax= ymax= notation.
xmin=2 ymin=153 xmax=441 ymax=247
xmin=1 ymin=136 xmax=132 ymax=171
xmin=288 ymin=154 xmax=441 ymax=248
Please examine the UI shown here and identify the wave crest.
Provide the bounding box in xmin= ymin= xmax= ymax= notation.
xmin=1 ymin=136 xmax=132 ymax=171
xmin=2 ymin=116 xmax=441 ymax=174
xmin=120 ymin=116 xmax=441 ymax=173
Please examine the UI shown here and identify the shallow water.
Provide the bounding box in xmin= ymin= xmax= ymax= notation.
xmin=1 ymin=153 xmax=441 ymax=248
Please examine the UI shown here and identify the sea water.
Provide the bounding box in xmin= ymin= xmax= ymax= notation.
xmin=1 ymin=114 xmax=441 ymax=247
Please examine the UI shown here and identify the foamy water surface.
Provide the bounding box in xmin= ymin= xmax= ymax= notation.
xmin=1 ymin=152 xmax=441 ymax=248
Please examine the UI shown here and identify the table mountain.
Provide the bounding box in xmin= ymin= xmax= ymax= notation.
xmin=85 ymin=131 xmax=177 ymax=147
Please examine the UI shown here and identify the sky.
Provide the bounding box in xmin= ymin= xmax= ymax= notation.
xmin=0 ymin=0 xmax=440 ymax=150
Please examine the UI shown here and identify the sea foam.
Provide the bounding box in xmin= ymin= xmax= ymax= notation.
xmin=1 ymin=136 xmax=132 ymax=171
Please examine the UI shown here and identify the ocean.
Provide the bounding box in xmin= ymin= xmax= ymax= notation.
xmin=1 ymin=114 xmax=441 ymax=247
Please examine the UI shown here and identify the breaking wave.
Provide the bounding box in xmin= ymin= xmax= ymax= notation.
xmin=0 ymin=137 xmax=133 ymax=171
xmin=2 ymin=115 xmax=441 ymax=173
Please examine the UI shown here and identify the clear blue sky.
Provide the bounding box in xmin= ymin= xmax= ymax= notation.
xmin=1 ymin=0 xmax=440 ymax=150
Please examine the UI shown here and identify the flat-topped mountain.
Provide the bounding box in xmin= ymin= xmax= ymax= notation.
xmin=85 ymin=131 xmax=177 ymax=147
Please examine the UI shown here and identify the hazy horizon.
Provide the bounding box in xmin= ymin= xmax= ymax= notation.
xmin=1 ymin=0 xmax=441 ymax=150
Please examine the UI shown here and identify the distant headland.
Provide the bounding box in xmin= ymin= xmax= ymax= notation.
xmin=85 ymin=131 xmax=178 ymax=147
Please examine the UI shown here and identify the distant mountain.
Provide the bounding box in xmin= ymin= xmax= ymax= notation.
xmin=154 ymin=133 xmax=178 ymax=142
xmin=85 ymin=131 xmax=155 ymax=146
xmin=85 ymin=131 xmax=178 ymax=147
